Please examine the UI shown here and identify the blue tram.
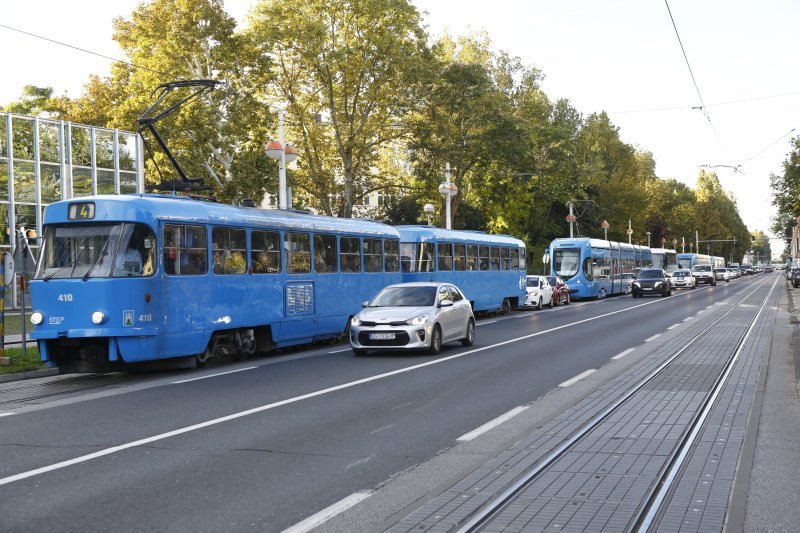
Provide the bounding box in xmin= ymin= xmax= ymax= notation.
xmin=396 ymin=226 xmax=526 ymax=312
xmin=676 ymin=253 xmax=725 ymax=270
xmin=548 ymin=237 xmax=652 ymax=299
xmin=29 ymin=194 xmax=402 ymax=370
xmin=651 ymin=248 xmax=678 ymax=275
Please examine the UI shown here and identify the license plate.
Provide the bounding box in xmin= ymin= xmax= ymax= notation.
xmin=369 ymin=332 xmax=396 ymax=340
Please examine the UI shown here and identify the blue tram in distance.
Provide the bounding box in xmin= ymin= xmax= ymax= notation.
xmin=650 ymin=248 xmax=679 ymax=275
xmin=396 ymin=225 xmax=526 ymax=312
xmin=29 ymin=194 xmax=402 ymax=371
xmin=548 ymin=237 xmax=652 ymax=299
xmin=676 ymin=252 xmax=725 ymax=270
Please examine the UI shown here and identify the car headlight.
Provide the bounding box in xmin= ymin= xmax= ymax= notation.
xmin=91 ymin=311 xmax=106 ymax=325
xmin=351 ymin=316 xmax=362 ymax=326
xmin=30 ymin=311 xmax=43 ymax=325
xmin=654 ymin=282 xmax=662 ymax=288
xmin=406 ymin=313 xmax=429 ymax=326
xmin=633 ymin=282 xmax=640 ymax=288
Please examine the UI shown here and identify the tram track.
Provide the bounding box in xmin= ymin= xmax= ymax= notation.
xmin=0 ymin=372 xmax=144 ymax=406
xmin=454 ymin=275 xmax=778 ymax=532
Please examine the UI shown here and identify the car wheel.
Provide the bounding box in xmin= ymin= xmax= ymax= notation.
xmin=548 ymin=295 xmax=555 ymax=308
xmin=428 ymin=324 xmax=443 ymax=354
xmin=352 ymin=348 xmax=368 ymax=356
xmin=536 ymin=297 xmax=543 ymax=310
xmin=461 ymin=318 xmax=475 ymax=346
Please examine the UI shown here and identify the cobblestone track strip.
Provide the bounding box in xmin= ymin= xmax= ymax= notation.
xmin=387 ymin=277 xmax=778 ymax=532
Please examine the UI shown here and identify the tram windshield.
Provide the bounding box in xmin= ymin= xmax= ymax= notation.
xmin=553 ymin=248 xmax=581 ymax=278
xmin=35 ymin=222 xmax=156 ymax=280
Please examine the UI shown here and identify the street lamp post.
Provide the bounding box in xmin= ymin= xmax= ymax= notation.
xmin=646 ymin=231 xmax=651 ymax=248
xmin=438 ymin=162 xmax=458 ymax=229
xmin=626 ymin=219 xmax=633 ymax=244
xmin=265 ymin=109 xmax=299 ymax=209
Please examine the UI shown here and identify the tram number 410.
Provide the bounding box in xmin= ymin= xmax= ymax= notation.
xmin=58 ymin=294 xmax=74 ymax=302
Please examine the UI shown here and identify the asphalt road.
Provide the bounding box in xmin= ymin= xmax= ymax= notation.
xmin=0 ymin=277 xmax=760 ymax=532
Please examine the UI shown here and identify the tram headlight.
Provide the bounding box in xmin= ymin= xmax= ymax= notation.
xmin=91 ymin=311 xmax=106 ymax=325
xmin=30 ymin=311 xmax=43 ymax=325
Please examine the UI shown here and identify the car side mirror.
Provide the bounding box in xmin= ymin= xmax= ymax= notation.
xmin=361 ymin=301 xmax=369 ymax=307
xmin=439 ymin=299 xmax=454 ymax=308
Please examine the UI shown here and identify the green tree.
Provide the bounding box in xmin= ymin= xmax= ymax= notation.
xmin=246 ymin=0 xmax=429 ymax=216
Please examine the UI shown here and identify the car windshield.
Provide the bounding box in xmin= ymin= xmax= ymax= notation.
xmin=526 ymin=277 xmax=540 ymax=287
xmin=674 ymin=271 xmax=688 ymax=277
xmin=546 ymin=277 xmax=557 ymax=286
xmin=694 ymin=265 xmax=711 ymax=271
xmin=638 ymin=269 xmax=663 ymax=280
xmin=369 ymin=286 xmax=436 ymax=307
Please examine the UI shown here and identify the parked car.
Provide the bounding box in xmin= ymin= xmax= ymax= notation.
xmin=692 ymin=264 xmax=717 ymax=286
xmin=612 ymin=272 xmax=636 ymax=294
xmin=714 ymin=267 xmax=731 ymax=282
xmin=632 ymin=268 xmax=672 ymax=297
xmin=546 ymin=275 xmax=571 ymax=306
xmin=670 ymin=269 xmax=696 ymax=289
xmin=525 ymin=275 xmax=555 ymax=310
xmin=791 ymin=267 xmax=800 ymax=288
xmin=349 ymin=282 xmax=475 ymax=356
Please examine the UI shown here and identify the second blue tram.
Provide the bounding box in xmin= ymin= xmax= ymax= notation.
xmin=676 ymin=253 xmax=725 ymax=270
xmin=548 ymin=237 xmax=652 ymax=299
xmin=396 ymin=226 xmax=526 ymax=312
xmin=30 ymin=194 xmax=403 ymax=370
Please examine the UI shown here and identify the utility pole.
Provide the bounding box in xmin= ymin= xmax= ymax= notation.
xmin=567 ymin=202 xmax=575 ymax=238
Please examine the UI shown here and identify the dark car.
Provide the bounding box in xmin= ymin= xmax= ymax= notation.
xmin=546 ymin=276 xmax=571 ymax=306
xmin=631 ymin=268 xmax=672 ymax=297
xmin=791 ymin=267 xmax=800 ymax=288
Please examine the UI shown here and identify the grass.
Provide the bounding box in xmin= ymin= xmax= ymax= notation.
xmin=0 ymin=345 xmax=44 ymax=375
xmin=1 ymin=311 xmax=33 ymax=337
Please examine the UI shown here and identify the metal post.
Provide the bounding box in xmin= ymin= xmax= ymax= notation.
xmin=445 ymin=162 xmax=451 ymax=230
xmin=568 ymin=202 xmax=574 ymax=238
xmin=278 ymin=109 xmax=287 ymax=210
xmin=0 ymin=254 xmax=4 ymax=359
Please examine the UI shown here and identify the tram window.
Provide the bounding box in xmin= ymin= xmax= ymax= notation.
xmin=510 ymin=248 xmax=520 ymax=270
xmin=501 ymin=247 xmax=510 ymax=270
xmin=313 ymin=234 xmax=337 ymax=273
xmin=285 ymin=232 xmax=311 ymax=273
xmin=419 ymin=242 xmax=434 ymax=272
xmin=363 ymin=238 xmax=382 ymax=272
xmin=467 ymin=245 xmax=478 ymax=271
xmin=438 ymin=242 xmax=453 ymax=271
xmin=340 ymin=236 xmax=361 ymax=273
xmin=251 ymin=230 xmax=281 ymax=274
xmin=479 ymin=245 xmax=490 ymax=271
xmin=384 ymin=239 xmax=400 ymax=272
xmin=490 ymin=247 xmax=500 ymax=271
xmin=164 ymin=224 xmax=207 ymax=275
xmin=212 ymin=227 xmax=247 ymax=274
xmin=583 ymin=257 xmax=594 ymax=280
xmin=113 ymin=223 xmax=156 ymax=277
xmin=454 ymin=243 xmax=467 ymax=271
xmin=519 ymin=249 xmax=527 ymax=271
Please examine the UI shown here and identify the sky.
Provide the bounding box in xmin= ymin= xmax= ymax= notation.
xmin=1 ymin=0 xmax=798 ymax=252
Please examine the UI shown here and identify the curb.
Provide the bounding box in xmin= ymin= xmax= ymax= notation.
xmin=0 ymin=367 xmax=60 ymax=384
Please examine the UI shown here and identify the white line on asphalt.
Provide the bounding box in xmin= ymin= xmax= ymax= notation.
xmin=0 ymin=412 xmax=15 ymax=417
xmin=172 ymin=367 xmax=257 ymax=384
xmin=559 ymin=369 xmax=596 ymax=388
xmin=0 ymin=295 xmax=679 ymax=487
xmin=683 ymin=317 xmax=693 ymax=322
xmin=667 ymin=323 xmax=681 ymax=330
xmin=611 ymin=348 xmax=635 ymax=360
xmin=477 ymin=320 xmax=497 ymax=326
xmin=327 ymin=348 xmax=352 ymax=354
xmin=282 ymin=491 xmax=372 ymax=533
xmin=645 ymin=333 xmax=662 ymax=342
xmin=457 ymin=406 xmax=529 ymax=442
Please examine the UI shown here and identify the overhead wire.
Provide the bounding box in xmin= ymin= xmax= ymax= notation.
xmin=663 ymin=0 xmax=729 ymax=157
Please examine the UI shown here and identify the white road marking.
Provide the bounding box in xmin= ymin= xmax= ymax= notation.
xmin=667 ymin=323 xmax=681 ymax=330
xmin=457 ymin=406 xmax=529 ymax=442
xmin=172 ymin=367 xmax=257 ymax=384
xmin=0 ymin=295 xmax=681 ymax=487
xmin=281 ymin=491 xmax=372 ymax=533
xmin=477 ymin=320 xmax=497 ymax=326
xmin=611 ymin=348 xmax=635 ymax=360
xmin=327 ymin=348 xmax=352 ymax=354
xmin=645 ymin=333 xmax=662 ymax=342
xmin=559 ymin=369 xmax=596 ymax=388
xmin=0 ymin=412 xmax=15 ymax=417
xmin=683 ymin=317 xmax=693 ymax=322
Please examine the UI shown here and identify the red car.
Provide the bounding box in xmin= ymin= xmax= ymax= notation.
xmin=546 ymin=276 xmax=571 ymax=306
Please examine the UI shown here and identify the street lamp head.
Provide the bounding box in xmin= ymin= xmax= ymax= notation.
xmin=438 ymin=182 xmax=458 ymax=197
xmin=284 ymin=142 xmax=299 ymax=163
xmin=265 ymin=139 xmax=284 ymax=160
xmin=423 ymin=203 xmax=435 ymax=214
